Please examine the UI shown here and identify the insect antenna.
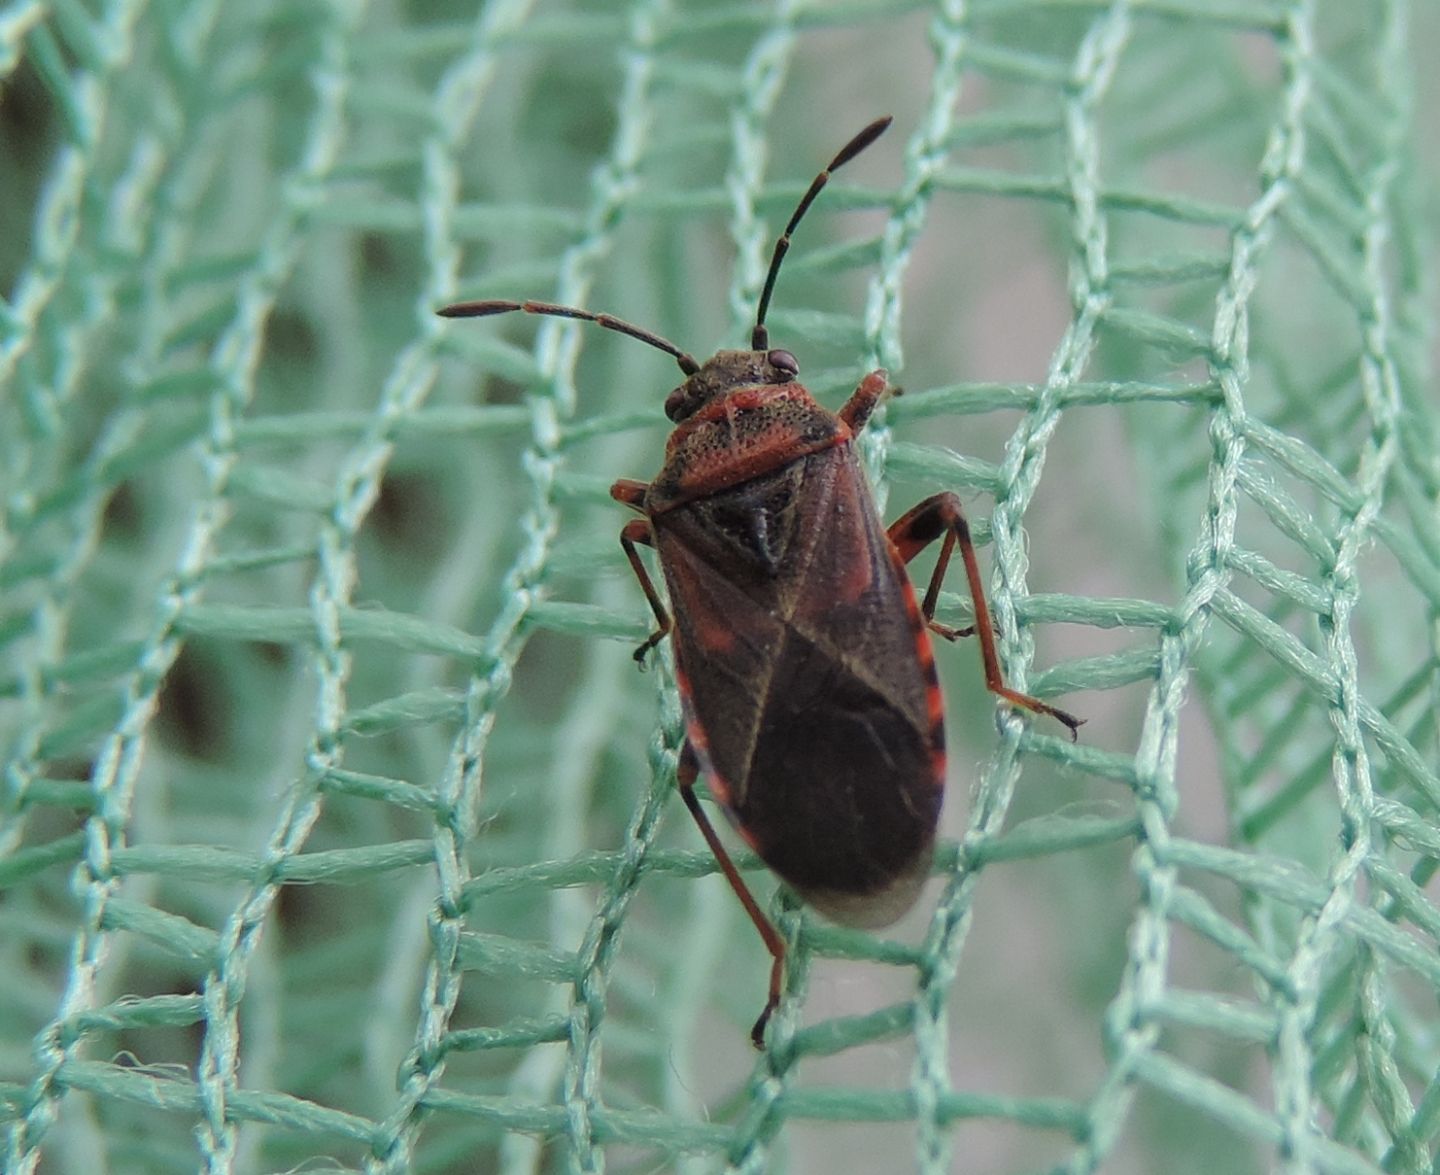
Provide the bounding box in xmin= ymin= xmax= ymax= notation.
xmin=438 ymin=298 xmax=701 ymax=376
xmin=750 ymin=115 xmax=893 ymax=351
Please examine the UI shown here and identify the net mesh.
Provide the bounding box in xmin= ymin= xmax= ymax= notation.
xmin=2 ymin=0 xmax=1437 ymax=1171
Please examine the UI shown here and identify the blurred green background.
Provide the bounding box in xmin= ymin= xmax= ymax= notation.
xmin=3 ymin=2 xmax=1438 ymax=1172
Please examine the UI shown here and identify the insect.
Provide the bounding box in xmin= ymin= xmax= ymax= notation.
xmin=440 ymin=116 xmax=1081 ymax=1047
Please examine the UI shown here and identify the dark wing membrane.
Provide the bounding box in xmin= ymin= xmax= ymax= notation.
xmin=738 ymin=625 xmax=941 ymax=901
xmin=783 ymin=451 xmax=934 ymax=730
xmin=653 ymin=447 xmax=942 ymax=908
xmin=652 ymin=524 xmax=788 ymax=794
xmin=655 ymin=453 xmax=847 ymax=794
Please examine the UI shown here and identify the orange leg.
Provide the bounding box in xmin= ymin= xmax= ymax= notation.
xmin=889 ymin=493 xmax=1083 ymax=739
xmin=615 ymin=505 xmax=786 ymax=1044
xmin=838 ymin=369 xmax=891 ymax=433
xmin=610 ymin=478 xmax=648 ymax=510
xmin=676 ymin=743 xmax=785 ymax=1048
xmin=617 ymin=518 xmax=671 ymax=664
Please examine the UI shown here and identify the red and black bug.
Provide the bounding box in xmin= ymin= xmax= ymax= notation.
xmin=440 ymin=116 xmax=1081 ymax=1047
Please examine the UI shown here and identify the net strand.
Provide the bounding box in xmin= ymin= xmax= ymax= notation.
xmin=900 ymin=2 xmax=1122 ymax=1171
xmin=363 ymin=1 xmax=554 ymax=1171
xmin=7 ymin=0 xmax=333 ymax=1168
xmin=1300 ymin=1 xmax=1412 ymax=1163
xmin=1075 ymin=1 xmax=1319 ymax=1169
xmin=1000 ymin=8 xmax=1138 ymax=1170
xmin=538 ymin=7 xmax=677 ymax=1172
xmin=193 ymin=12 xmax=362 ymax=1170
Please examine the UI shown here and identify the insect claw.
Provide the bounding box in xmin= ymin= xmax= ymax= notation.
xmin=1055 ymin=710 xmax=1085 ymax=743
xmin=750 ymin=1003 xmax=774 ymax=1050
xmin=928 ymin=621 xmax=973 ymax=642
xmin=1024 ymin=701 xmax=1085 ymax=742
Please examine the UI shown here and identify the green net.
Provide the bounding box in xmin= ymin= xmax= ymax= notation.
xmin=3 ymin=0 xmax=1438 ymax=1171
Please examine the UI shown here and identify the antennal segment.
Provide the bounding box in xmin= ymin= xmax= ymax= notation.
xmin=438 ymin=298 xmax=701 ymax=376
xmin=750 ymin=115 xmax=893 ymax=351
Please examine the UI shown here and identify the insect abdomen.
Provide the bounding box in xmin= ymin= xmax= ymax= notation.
xmin=736 ymin=626 xmax=941 ymax=924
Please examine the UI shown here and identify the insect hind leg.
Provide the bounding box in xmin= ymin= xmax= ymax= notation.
xmin=888 ymin=492 xmax=1083 ymax=740
xmin=676 ymin=742 xmax=786 ymax=1049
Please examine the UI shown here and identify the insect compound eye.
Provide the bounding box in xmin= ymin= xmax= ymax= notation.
xmin=767 ymin=349 xmax=800 ymax=378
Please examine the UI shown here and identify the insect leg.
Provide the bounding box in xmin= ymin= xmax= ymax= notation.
xmin=837 ymin=369 xmax=891 ymax=433
xmin=675 ymin=742 xmax=786 ymax=1048
xmin=889 ymin=493 xmax=1083 ymax=739
xmin=618 ymin=518 xmax=671 ymax=664
xmin=610 ymin=478 xmax=648 ymax=510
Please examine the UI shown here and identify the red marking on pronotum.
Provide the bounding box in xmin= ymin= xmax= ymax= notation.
xmin=440 ymin=116 xmax=1082 ymax=1048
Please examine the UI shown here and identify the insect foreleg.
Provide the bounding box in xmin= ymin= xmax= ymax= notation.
xmin=618 ymin=518 xmax=671 ymax=664
xmin=837 ymin=369 xmax=891 ymax=433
